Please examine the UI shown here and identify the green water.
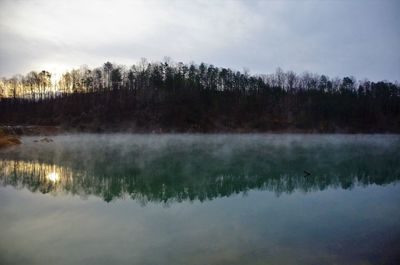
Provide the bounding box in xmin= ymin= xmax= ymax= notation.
xmin=1 ymin=134 xmax=399 ymax=264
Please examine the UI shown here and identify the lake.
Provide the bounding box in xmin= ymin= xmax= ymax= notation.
xmin=1 ymin=134 xmax=399 ymax=265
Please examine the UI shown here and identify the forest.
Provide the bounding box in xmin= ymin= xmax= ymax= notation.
xmin=1 ymin=59 xmax=399 ymax=132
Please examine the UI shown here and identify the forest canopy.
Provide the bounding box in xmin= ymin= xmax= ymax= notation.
xmin=1 ymin=59 xmax=399 ymax=98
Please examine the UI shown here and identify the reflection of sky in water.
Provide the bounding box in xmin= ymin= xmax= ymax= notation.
xmin=0 ymin=182 xmax=399 ymax=265
xmin=0 ymin=134 xmax=399 ymax=265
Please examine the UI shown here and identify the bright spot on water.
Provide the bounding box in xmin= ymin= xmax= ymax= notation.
xmin=47 ymin=172 xmax=59 ymax=182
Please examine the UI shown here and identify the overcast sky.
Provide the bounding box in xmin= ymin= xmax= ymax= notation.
xmin=0 ymin=0 xmax=399 ymax=81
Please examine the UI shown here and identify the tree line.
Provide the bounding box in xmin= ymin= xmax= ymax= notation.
xmin=1 ymin=58 xmax=399 ymax=132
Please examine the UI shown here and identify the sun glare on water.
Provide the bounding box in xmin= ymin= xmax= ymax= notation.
xmin=47 ymin=172 xmax=60 ymax=182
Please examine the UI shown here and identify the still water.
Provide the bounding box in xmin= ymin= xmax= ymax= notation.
xmin=0 ymin=134 xmax=399 ymax=265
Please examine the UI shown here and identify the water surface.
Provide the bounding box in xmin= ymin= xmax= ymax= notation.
xmin=1 ymin=134 xmax=399 ymax=264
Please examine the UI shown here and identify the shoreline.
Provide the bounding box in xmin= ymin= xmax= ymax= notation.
xmin=1 ymin=125 xmax=399 ymax=136
xmin=0 ymin=128 xmax=21 ymax=149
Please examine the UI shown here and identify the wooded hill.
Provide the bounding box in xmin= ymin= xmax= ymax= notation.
xmin=1 ymin=60 xmax=399 ymax=132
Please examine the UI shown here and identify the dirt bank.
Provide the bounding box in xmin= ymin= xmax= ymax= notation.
xmin=0 ymin=129 xmax=21 ymax=149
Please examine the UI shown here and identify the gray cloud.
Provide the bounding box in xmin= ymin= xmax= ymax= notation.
xmin=0 ymin=0 xmax=399 ymax=81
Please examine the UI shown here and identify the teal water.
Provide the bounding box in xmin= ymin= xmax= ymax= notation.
xmin=1 ymin=134 xmax=399 ymax=264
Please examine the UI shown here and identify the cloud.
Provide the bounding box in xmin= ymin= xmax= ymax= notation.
xmin=0 ymin=0 xmax=399 ymax=81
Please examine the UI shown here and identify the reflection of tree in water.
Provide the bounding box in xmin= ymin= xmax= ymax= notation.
xmin=1 ymin=140 xmax=399 ymax=203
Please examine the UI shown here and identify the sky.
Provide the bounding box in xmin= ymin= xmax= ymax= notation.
xmin=0 ymin=0 xmax=399 ymax=81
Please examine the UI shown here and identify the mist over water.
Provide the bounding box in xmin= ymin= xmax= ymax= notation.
xmin=1 ymin=134 xmax=400 ymax=264
xmin=1 ymin=134 xmax=399 ymax=203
